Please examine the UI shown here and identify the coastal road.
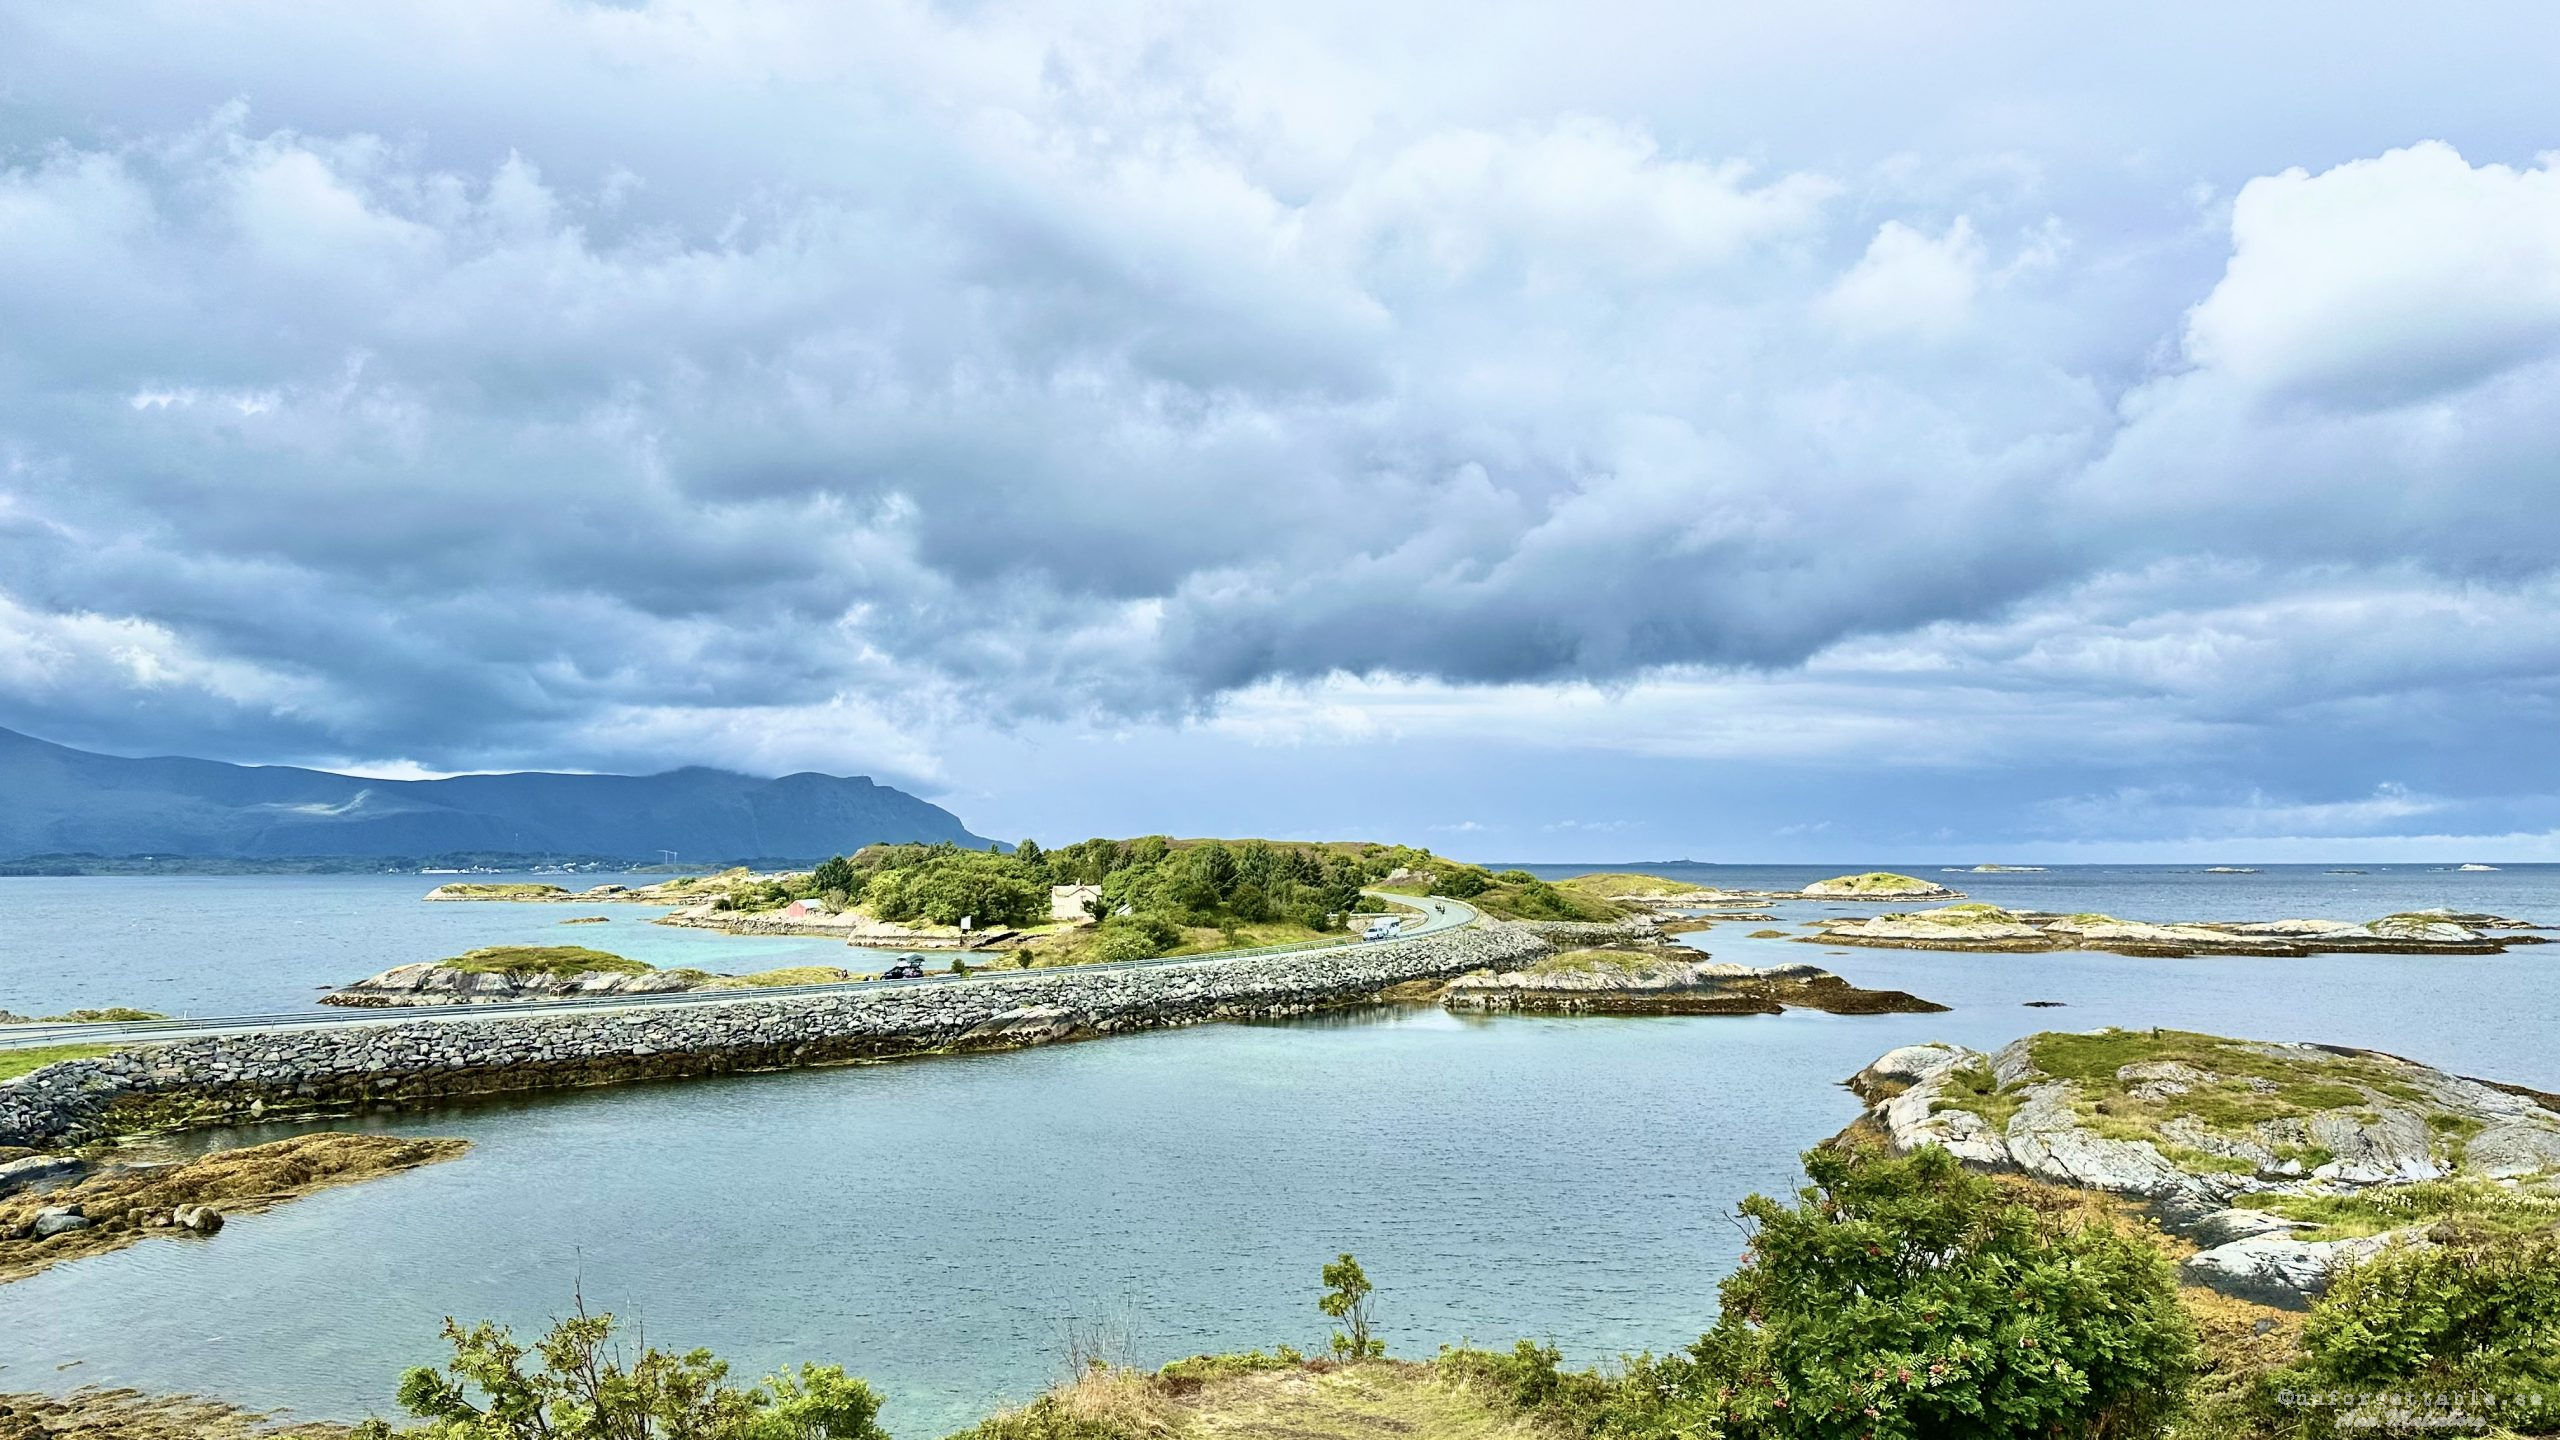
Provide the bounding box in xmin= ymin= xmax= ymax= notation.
xmin=0 ymin=893 xmax=1477 ymax=1050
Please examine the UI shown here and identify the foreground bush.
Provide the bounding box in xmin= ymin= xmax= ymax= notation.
xmin=2244 ymin=1234 xmax=2560 ymax=1436
xmin=359 ymin=1308 xmax=887 ymax=1440
xmin=1447 ymin=1147 xmax=2199 ymax=1440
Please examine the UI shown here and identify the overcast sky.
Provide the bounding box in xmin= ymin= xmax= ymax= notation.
xmin=5 ymin=1 xmax=2559 ymax=861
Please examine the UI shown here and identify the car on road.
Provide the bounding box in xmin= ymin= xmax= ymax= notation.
xmin=876 ymin=957 xmax=928 ymax=980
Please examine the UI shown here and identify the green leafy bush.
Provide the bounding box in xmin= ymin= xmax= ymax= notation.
xmin=2305 ymin=1236 xmax=2560 ymax=1383
xmin=358 ymin=1308 xmax=886 ymax=1440
xmin=1698 ymin=1145 xmax=2197 ymax=1439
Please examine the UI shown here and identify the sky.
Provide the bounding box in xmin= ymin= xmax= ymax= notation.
xmin=4 ymin=1 xmax=2559 ymax=862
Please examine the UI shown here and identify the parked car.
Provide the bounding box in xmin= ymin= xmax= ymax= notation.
xmin=877 ymin=957 xmax=927 ymax=980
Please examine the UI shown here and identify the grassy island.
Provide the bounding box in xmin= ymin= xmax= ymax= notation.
xmin=439 ymin=945 xmax=653 ymax=978
xmin=421 ymin=882 xmax=574 ymax=901
xmin=1800 ymin=870 xmax=1951 ymax=896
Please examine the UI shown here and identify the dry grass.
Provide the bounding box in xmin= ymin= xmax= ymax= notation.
xmin=958 ymin=1362 xmax=1554 ymax=1440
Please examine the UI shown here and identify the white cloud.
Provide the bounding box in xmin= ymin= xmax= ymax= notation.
xmin=1817 ymin=217 xmax=1986 ymax=340
xmin=2184 ymin=142 xmax=2560 ymax=405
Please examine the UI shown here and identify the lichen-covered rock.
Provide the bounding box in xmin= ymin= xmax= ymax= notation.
xmin=1811 ymin=909 xmax=2521 ymax=956
xmin=324 ymin=961 xmax=707 ymax=1007
xmin=1812 ymin=905 xmax=2049 ymax=950
xmin=1443 ymin=954 xmax=1944 ymax=1016
xmin=1844 ymin=1028 xmax=2560 ymax=1306
xmin=2181 ymin=1231 xmax=2407 ymax=1310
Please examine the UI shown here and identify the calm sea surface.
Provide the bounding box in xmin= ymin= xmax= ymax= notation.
xmin=0 ymin=865 xmax=2553 ymax=1435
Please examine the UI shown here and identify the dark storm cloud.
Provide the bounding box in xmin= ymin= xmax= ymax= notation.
xmin=4 ymin=0 xmax=2560 ymax=844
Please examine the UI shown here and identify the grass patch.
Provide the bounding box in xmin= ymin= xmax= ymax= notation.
xmin=1809 ymin=871 xmax=1943 ymax=894
xmin=0 ymin=1043 xmax=118 ymax=1083
xmin=1931 ymin=1060 xmax=2028 ymax=1133
xmin=1554 ymin=872 xmax=1707 ymax=898
xmin=700 ymin=965 xmax=862 ymax=989
xmin=953 ymin=1360 xmax=1545 ymax=1440
xmin=2234 ymin=1177 xmax=2560 ymax=1242
xmin=2025 ymin=1028 xmax=2474 ymax=1158
xmin=1520 ymin=947 xmax=1671 ymax=977
xmin=38 ymin=1007 xmax=167 ymax=1022
xmin=438 ymin=945 xmax=652 ymax=979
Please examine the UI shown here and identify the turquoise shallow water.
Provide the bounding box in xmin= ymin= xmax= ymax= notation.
xmin=1 ymin=867 xmax=2555 ymax=1436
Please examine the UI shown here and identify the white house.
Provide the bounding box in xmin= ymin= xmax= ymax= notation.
xmin=1049 ymin=883 xmax=1103 ymax=922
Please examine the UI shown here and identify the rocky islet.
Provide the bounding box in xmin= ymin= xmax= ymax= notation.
xmin=1846 ymin=1028 xmax=2560 ymax=1307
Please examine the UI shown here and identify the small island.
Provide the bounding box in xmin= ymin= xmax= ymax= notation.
xmin=1440 ymin=948 xmax=1945 ymax=1015
xmin=322 ymin=946 xmax=872 ymax=1006
xmin=1847 ymin=1027 xmax=2560 ymax=1307
xmin=1799 ymin=870 xmax=1965 ymax=899
xmin=1806 ymin=903 xmax=2546 ymax=956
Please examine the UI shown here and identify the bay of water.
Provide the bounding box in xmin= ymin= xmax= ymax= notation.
xmin=0 ymin=865 xmax=2554 ymax=1436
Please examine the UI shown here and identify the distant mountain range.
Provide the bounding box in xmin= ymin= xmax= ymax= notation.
xmin=0 ymin=727 xmax=990 ymax=864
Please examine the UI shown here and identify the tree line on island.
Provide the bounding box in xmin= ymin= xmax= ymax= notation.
xmin=718 ymin=838 xmax=1619 ymax=964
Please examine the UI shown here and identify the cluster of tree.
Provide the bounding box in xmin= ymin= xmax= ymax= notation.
xmin=772 ymin=835 xmax=1613 ymax=944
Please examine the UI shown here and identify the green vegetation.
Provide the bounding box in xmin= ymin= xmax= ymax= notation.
xmin=2234 ymin=1176 xmax=2560 ymax=1243
xmin=1005 ymin=837 xmax=1380 ymax=965
xmin=1930 ymin=1059 xmax=2028 ymax=1133
xmin=37 ymin=1007 xmax=167 ymax=1022
xmin=2292 ymin=1236 xmax=2560 ymax=1383
xmin=702 ymin=966 xmax=863 ymax=989
xmin=439 ymin=945 xmax=653 ymax=979
xmin=1438 ymin=1146 xmax=2197 ymax=1439
xmin=1875 ymin=903 xmax=2021 ymax=927
xmin=1319 ymin=1254 xmax=1382 ymax=1359
xmin=2025 ymin=1029 xmax=2428 ymax=1141
xmin=356 ymin=1307 xmax=886 ymax=1440
xmin=427 ymin=882 xmax=573 ymax=900
xmin=0 ymin=1043 xmax=117 ymax=1083
xmin=1359 ymin=850 xmax=1617 ymax=921
xmin=1521 ymin=948 xmax=1676 ymax=977
xmin=1806 ymin=871 xmax=1942 ymax=895
xmin=1553 ymin=873 xmax=1709 ymax=899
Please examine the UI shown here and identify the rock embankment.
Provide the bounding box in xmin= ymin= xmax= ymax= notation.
xmin=1445 ymin=955 xmax=1946 ymax=1016
xmin=0 ymin=1132 xmax=466 ymax=1283
xmin=1812 ymin=904 xmax=2543 ymax=956
xmin=1845 ymin=1029 xmax=2560 ymax=1307
xmin=0 ymin=923 xmax=1546 ymax=1149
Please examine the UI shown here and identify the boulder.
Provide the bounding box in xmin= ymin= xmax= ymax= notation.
xmin=2181 ymin=1230 xmax=2406 ymax=1310
xmin=172 ymin=1203 xmax=225 ymax=1234
xmin=31 ymin=1205 xmax=90 ymax=1239
xmin=0 ymin=1153 xmax=85 ymax=1196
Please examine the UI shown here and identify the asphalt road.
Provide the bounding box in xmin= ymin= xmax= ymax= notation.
xmin=0 ymin=892 xmax=1476 ymax=1050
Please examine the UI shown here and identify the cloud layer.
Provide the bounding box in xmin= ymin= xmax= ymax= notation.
xmin=4 ymin=1 xmax=2558 ymax=853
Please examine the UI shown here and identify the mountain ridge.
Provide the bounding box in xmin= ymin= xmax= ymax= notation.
xmin=0 ymin=727 xmax=991 ymax=862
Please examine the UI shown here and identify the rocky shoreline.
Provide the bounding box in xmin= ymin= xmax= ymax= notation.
xmin=1808 ymin=903 xmax=2547 ymax=956
xmin=1845 ymin=1029 xmax=2560 ymax=1307
xmin=0 ymin=1133 xmax=466 ymax=1283
xmin=1442 ymin=954 xmax=1946 ymax=1015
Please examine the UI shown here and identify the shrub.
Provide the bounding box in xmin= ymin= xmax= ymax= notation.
xmin=1091 ymin=912 xmax=1184 ymax=964
xmin=2293 ymin=1235 xmax=2549 ymax=1393
xmin=358 ymin=1307 xmax=886 ymax=1440
xmin=1319 ymin=1254 xmax=1382 ymax=1359
xmin=1698 ymin=1145 xmax=2197 ymax=1439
